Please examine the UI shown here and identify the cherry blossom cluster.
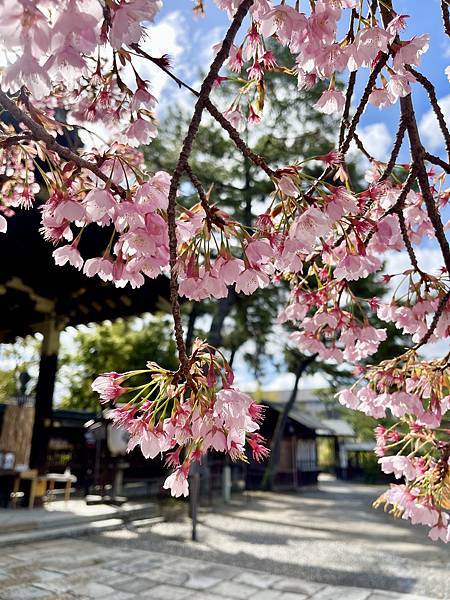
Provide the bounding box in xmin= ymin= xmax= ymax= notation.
xmin=280 ymin=283 xmax=387 ymax=362
xmin=0 ymin=0 xmax=165 ymax=239
xmin=213 ymin=0 xmax=429 ymax=127
xmin=49 ymin=163 xmax=171 ymax=288
xmin=338 ymin=353 xmax=450 ymax=542
xmin=0 ymin=0 xmax=161 ymax=142
xmin=92 ymin=339 xmax=268 ymax=497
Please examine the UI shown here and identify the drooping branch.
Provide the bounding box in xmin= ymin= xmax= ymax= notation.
xmin=379 ymin=0 xmax=450 ymax=277
xmin=0 ymin=89 xmax=127 ymax=198
xmin=130 ymin=45 xmax=200 ymax=98
xmin=400 ymin=93 xmax=450 ymax=275
xmin=407 ymin=66 xmax=450 ymax=160
xmin=338 ymin=5 xmax=357 ymax=152
xmin=338 ymin=70 xmax=357 ymax=149
xmin=203 ymin=100 xmax=275 ymax=178
xmin=396 ymin=206 xmax=422 ymax=274
xmin=352 ymin=129 xmax=375 ymax=162
xmin=129 ymin=43 xmax=275 ymax=180
xmin=165 ymin=0 xmax=254 ymax=375
xmin=184 ymin=163 xmax=209 ymax=206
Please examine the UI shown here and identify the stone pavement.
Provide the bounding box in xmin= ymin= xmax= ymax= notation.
xmin=0 ymin=538 xmax=436 ymax=600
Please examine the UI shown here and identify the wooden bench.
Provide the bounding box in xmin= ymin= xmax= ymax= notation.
xmin=11 ymin=470 xmax=77 ymax=509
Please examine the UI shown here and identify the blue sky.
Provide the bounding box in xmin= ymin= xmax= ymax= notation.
xmin=151 ymin=1 xmax=450 ymax=162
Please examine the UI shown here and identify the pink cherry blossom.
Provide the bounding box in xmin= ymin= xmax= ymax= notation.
xmin=313 ymin=89 xmax=346 ymax=114
xmin=378 ymin=456 xmax=418 ymax=481
xmin=110 ymin=0 xmax=162 ymax=49
xmin=91 ymin=372 xmax=127 ymax=402
xmin=124 ymin=118 xmax=158 ymax=147
xmin=163 ymin=467 xmax=189 ymax=498
xmin=83 ymin=189 xmax=116 ymax=222
xmin=53 ymin=245 xmax=83 ymax=270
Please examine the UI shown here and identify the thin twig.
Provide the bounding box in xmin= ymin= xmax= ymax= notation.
xmin=130 ymin=45 xmax=200 ymax=98
xmin=340 ymin=51 xmax=390 ymax=155
xmin=132 ymin=44 xmax=275 ymax=180
xmin=425 ymin=152 xmax=450 ymax=174
xmin=184 ymin=163 xmax=209 ymax=206
xmin=204 ymin=99 xmax=275 ymax=178
xmin=338 ymin=71 xmax=357 ymax=148
xmin=415 ymin=291 xmax=450 ymax=349
xmin=353 ymin=129 xmax=375 ymax=161
xmin=396 ymin=206 xmax=421 ymax=273
xmin=406 ymin=66 xmax=450 ymax=160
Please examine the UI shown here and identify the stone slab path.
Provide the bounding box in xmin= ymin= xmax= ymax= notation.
xmin=0 ymin=538 xmax=436 ymax=600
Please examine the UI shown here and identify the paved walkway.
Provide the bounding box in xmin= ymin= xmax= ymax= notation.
xmin=0 ymin=538 xmax=435 ymax=600
xmin=93 ymin=480 xmax=449 ymax=599
xmin=0 ymin=480 xmax=447 ymax=599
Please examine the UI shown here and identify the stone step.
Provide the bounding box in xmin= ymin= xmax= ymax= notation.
xmin=0 ymin=515 xmax=164 ymax=548
xmin=1 ymin=502 xmax=158 ymax=533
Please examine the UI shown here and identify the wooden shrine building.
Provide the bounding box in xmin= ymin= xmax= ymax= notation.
xmin=0 ymin=208 xmax=170 ymax=478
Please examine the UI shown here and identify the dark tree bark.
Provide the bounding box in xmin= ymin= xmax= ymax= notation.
xmin=207 ymin=289 xmax=238 ymax=347
xmin=185 ymin=303 xmax=200 ymax=356
xmin=261 ymin=353 xmax=318 ymax=491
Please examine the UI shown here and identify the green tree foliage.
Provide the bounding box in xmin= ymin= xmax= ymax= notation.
xmin=0 ymin=336 xmax=40 ymax=401
xmin=59 ymin=316 xmax=177 ymax=410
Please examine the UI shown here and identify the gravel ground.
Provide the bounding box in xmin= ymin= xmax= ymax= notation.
xmin=92 ymin=479 xmax=449 ymax=599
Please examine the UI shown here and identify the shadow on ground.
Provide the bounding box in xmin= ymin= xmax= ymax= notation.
xmin=91 ymin=480 xmax=449 ymax=598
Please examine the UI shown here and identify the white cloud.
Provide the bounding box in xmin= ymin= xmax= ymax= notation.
xmin=125 ymin=11 xmax=187 ymax=102
xmin=356 ymin=122 xmax=393 ymax=161
xmin=419 ymin=94 xmax=450 ymax=152
xmin=385 ymin=247 xmax=445 ymax=279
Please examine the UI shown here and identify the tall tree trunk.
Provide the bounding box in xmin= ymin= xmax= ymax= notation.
xmin=185 ymin=303 xmax=199 ymax=355
xmin=261 ymin=353 xmax=318 ymax=491
xmin=207 ymin=289 xmax=237 ymax=347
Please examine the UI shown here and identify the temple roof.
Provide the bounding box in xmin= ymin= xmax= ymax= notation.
xmin=0 ymin=209 xmax=171 ymax=342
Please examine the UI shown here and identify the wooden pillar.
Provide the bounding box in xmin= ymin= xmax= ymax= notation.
xmin=29 ymin=319 xmax=60 ymax=474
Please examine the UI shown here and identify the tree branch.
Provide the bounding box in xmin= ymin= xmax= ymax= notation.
xmin=379 ymin=0 xmax=450 ymax=276
xmin=424 ymin=152 xmax=450 ymax=174
xmin=441 ymin=0 xmax=450 ymax=37
xmin=340 ymin=52 xmax=390 ymax=155
xmin=204 ymin=99 xmax=275 ymax=178
xmin=406 ymin=66 xmax=450 ymax=160
xmin=415 ymin=291 xmax=450 ymax=349
xmin=0 ymin=89 xmax=127 ymax=198
xmin=353 ymin=129 xmax=375 ymax=162
xmin=400 ymin=93 xmax=450 ymax=275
